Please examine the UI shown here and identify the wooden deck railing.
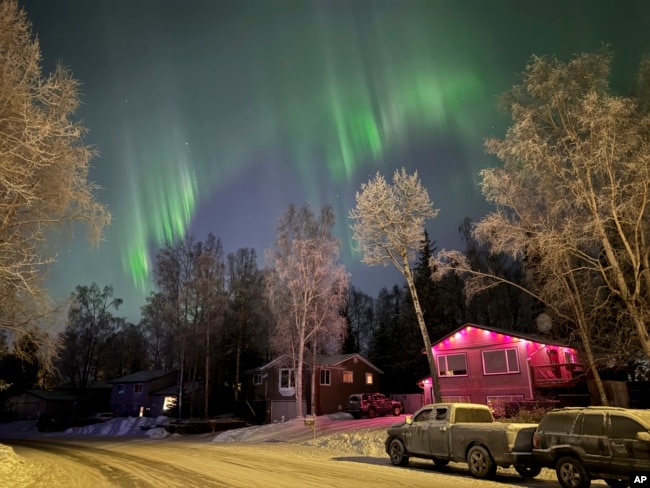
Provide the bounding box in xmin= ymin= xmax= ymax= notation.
xmin=530 ymin=363 xmax=585 ymax=387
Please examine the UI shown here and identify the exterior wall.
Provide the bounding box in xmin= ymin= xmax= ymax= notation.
xmin=316 ymin=358 xmax=381 ymax=415
xmin=6 ymin=393 xmax=75 ymax=419
xmin=425 ymin=325 xmax=581 ymax=406
xmin=110 ymin=372 xmax=177 ymax=416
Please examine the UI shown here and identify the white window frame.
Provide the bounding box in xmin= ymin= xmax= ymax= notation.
xmin=253 ymin=373 xmax=263 ymax=385
xmin=279 ymin=368 xmax=295 ymax=389
xmin=343 ymin=370 xmax=353 ymax=383
xmin=320 ymin=369 xmax=331 ymax=386
xmin=482 ymin=348 xmax=520 ymax=375
xmin=437 ymin=353 xmax=468 ymax=376
xmin=365 ymin=372 xmax=373 ymax=385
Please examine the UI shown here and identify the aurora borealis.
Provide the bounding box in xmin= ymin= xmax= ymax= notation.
xmin=21 ymin=0 xmax=650 ymax=321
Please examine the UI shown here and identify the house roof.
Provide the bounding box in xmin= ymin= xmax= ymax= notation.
xmin=316 ymin=353 xmax=384 ymax=374
xmin=245 ymin=353 xmax=384 ymax=374
xmin=432 ymin=323 xmax=579 ymax=349
xmin=108 ymin=369 xmax=176 ymax=384
xmin=24 ymin=390 xmax=78 ymax=402
xmin=245 ymin=356 xmax=291 ymax=374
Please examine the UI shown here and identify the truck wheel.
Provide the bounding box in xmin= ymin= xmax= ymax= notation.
xmin=388 ymin=439 xmax=409 ymax=466
xmin=393 ymin=406 xmax=402 ymax=416
xmin=368 ymin=408 xmax=377 ymax=418
xmin=556 ymin=456 xmax=591 ymax=488
xmin=514 ymin=464 xmax=542 ymax=478
xmin=466 ymin=445 xmax=497 ymax=479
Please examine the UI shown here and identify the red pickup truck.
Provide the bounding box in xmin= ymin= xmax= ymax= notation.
xmin=346 ymin=393 xmax=403 ymax=419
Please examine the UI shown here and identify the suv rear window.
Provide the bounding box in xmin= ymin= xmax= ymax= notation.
xmin=539 ymin=412 xmax=578 ymax=433
xmin=610 ymin=416 xmax=646 ymax=439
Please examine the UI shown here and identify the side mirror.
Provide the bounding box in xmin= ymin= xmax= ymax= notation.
xmin=405 ymin=415 xmax=413 ymax=425
xmin=637 ymin=431 xmax=650 ymax=442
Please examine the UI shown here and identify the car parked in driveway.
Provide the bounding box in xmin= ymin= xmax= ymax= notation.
xmin=532 ymin=406 xmax=650 ymax=488
xmin=346 ymin=393 xmax=403 ymax=419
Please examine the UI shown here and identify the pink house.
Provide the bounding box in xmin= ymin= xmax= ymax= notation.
xmin=420 ymin=324 xmax=586 ymax=411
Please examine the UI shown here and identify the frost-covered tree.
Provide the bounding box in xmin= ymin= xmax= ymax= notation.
xmin=433 ymin=50 xmax=650 ymax=405
xmin=0 ymin=0 xmax=110 ymax=384
xmin=265 ymin=204 xmax=348 ymax=418
xmin=350 ymin=168 xmax=441 ymax=401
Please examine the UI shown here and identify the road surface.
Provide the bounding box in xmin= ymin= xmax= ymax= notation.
xmin=3 ymin=436 xmax=608 ymax=488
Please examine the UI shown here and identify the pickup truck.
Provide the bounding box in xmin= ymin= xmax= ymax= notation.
xmin=385 ymin=402 xmax=540 ymax=479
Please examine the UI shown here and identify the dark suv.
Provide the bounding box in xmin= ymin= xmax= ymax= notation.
xmin=346 ymin=393 xmax=403 ymax=419
xmin=532 ymin=406 xmax=650 ymax=488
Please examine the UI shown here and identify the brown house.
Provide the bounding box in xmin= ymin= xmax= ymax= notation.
xmin=421 ymin=324 xmax=587 ymax=413
xmin=244 ymin=353 xmax=383 ymax=423
xmin=313 ymin=354 xmax=383 ymax=415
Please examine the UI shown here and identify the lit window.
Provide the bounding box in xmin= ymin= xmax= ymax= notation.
xmin=320 ymin=369 xmax=331 ymax=385
xmin=482 ymin=348 xmax=520 ymax=375
xmin=253 ymin=373 xmax=263 ymax=385
xmin=343 ymin=371 xmax=353 ymax=383
xmin=365 ymin=373 xmax=373 ymax=385
xmin=279 ymin=369 xmax=295 ymax=388
xmin=134 ymin=383 xmax=143 ymax=394
xmin=163 ymin=396 xmax=176 ymax=412
xmin=117 ymin=384 xmax=124 ymax=394
xmin=438 ymin=354 xmax=468 ymax=376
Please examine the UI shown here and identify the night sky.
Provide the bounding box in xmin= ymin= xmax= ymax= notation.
xmin=20 ymin=0 xmax=650 ymax=322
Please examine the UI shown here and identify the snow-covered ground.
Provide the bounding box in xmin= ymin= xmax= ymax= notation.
xmin=0 ymin=413 xmax=607 ymax=487
xmin=0 ymin=412 xmax=394 ymax=484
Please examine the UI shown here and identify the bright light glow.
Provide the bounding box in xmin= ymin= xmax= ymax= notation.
xmin=454 ymin=333 xmax=461 ymax=339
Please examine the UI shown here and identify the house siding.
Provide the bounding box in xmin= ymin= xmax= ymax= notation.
xmin=110 ymin=371 xmax=177 ymax=417
xmin=316 ymin=357 xmax=381 ymax=415
xmin=425 ymin=324 xmax=582 ymax=406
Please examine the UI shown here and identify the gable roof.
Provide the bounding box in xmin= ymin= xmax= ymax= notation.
xmin=432 ymin=323 xmax=578 ymax=349
xmin=245 ymin=353 xmax=384 ymax=374
xmin=108 ymin=369 xmax=176 ymax=384
xmin=24 ymin=390 xmax=77 ymax=402
xmin=316 ymin=353 xmax=384 ymax=374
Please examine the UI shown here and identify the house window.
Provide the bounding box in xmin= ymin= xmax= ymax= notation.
xmin=320 ymin=369 xmax=331 ymax=386
xmin=343 ymin=371 xmax=353 ymax=383
xmin=253 ymin=373 xmax=263 ymax=385
xmin=437 ymin=353 xmax=468 ymax=376
xmin=134 ymin=383 xmax=143 ymax=394
xmin=117 ymin=384 xmax=124 ymax=394
xmin=482 ymin=348 xmax=520 ymax=374
xmin=365 ymin=372 xmax=373 ymax=385
xmin=279 ymin=369 xmax=295 ymax=388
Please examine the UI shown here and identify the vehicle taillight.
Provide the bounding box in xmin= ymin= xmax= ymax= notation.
xmin=532 ymin=433 xmax=540 ymax=449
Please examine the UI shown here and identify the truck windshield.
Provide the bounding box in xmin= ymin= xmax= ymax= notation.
xmin=455 ymin=408 xmax=493 ymax=423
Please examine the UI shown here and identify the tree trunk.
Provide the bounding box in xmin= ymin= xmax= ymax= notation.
xmin=204 ymin=319 xmax=210 ymax=419
xmin=403 ymin=258 xmax=441 ymax=402
xmin=234 ymin=319 xmax=243 ymax=403
xmin=295 ymin=319 xmax=306 ymax=419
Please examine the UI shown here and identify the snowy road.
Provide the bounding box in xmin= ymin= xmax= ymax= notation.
xmin=3 ymin=436 xmax=606 ymax=488
xmin=0 ymin=415 xmax=610 ymax=487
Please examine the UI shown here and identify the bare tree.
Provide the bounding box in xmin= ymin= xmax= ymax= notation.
xmin=265 ymin=204 xmax=348 ymax=418
xmin=58 ymin=284 xmax=122 ymax=409
xmin=0 ymin=1 xmax=111 ymax=382
xmin=226 ymin=248 xmax=265 ymax=403
xmin=433 ymin=50 xmax=650 ymax=405
xmin=349 ymin=168 xmax=441 ymax=401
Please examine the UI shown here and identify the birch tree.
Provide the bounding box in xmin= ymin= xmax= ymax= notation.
xmin=265 ymin=204 xmax=348 ymax=418
xmin=350 ymin=168 xmax=442 ymax=401
xmin=433 ymin=50 xmax=650 ymax=405
xmin=0 ymin=0 xmax=110 ymax=383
